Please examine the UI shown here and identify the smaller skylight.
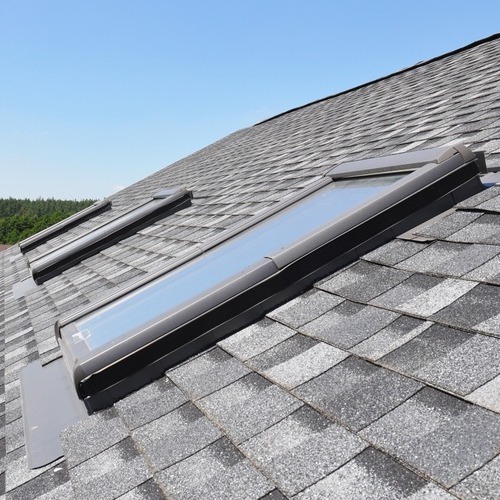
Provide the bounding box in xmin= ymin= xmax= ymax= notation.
xmin=19 ymin=199 xmax=112 ymax=253
xmin=29 ymin=187 xmax=192 ymax=284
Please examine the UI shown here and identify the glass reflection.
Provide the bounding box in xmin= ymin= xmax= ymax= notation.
xmin=74 ymin=174 xmax=406 ymax=349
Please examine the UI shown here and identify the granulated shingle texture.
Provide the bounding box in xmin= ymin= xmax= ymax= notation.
xmin=361 ymin=388 xmax=500 ymax=487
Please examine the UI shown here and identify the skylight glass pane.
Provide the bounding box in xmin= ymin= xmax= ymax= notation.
xmin=73 ymin=173 xmax=406 ymax=350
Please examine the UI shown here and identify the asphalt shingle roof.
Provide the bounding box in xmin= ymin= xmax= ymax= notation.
xmin=2 ymin=34 xmax=500 ymax=498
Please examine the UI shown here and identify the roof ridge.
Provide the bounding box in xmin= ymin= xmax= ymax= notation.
xmin=255 ymin=33 xmax=500 ymax=126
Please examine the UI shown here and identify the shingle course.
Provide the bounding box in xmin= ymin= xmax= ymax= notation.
xmin=351 ymin=316 xmax=433 ymax=361
xmin=197 ymin=372 xmax=302 ymax=444
xmin=218 ymin=318 xmax=296 ymax=361
xmin=452 ymin=453 xmax=500 ymax=499
xmin=131 ymin=402 xmax=222 ymax=471
xmin=156 ymin=438 xmax=273 ymax=500
xmin=466 ymin=374 xmax=500 ymax=413
xmin=241 ymin=406 xmax=367 ymax=496
xmin=432 ymin=283 xmax=500 ymax=335
xmin=294 ymin=356 xmax=422 ymax=431
xmin=414 ymin=210 xmax=482 ymax=239
xmin=247 ymin=334 xmax=348 ymax=389
xmin=266 ymin=289 xmax=344 ymax=329
xmin=67 ymin=438 xmax=151 ymax=500
xmin=295 ymin=447 xmax=454 ymax=500
xmin=317 ymin=261 xmax=411 ymax=303
xmin=301 ymin=301 xmax=399 ymax=349
xmin=115 ymin=377 xmax=187 ymax=431
xmin=7 ymin=461 xmax=70 ymax=500
xmin=361 ymin=387 xmax=500 ymax=488
xmin=60 ymin=407 xmax=128 ymax=468
xmin=115 ymin=479 xmax=165 ymax=500
xmin=380 ymin=325 xmax=500 ymax=395
xmin=395 ymin=241 xmax=500 ymax=277
xmin=168 ymin=347 xmax=251 ymax=400
xmin=362 ymin=239 xmax=426 ymax=266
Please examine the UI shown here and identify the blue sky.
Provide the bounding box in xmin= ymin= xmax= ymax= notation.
xmin=1 ymin=1 xmax=499 ymax=200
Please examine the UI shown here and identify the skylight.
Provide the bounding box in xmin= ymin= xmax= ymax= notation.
xmin=29 ymin=187 xmax=192 ymax=284
xmin=74 ymin=175 xmax=406 ymax=351
xmin=54 ymin=143 xmax=484 ymax=411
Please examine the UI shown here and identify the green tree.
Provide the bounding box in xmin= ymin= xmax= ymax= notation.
xmin=0 ymin=197 xmax=97 ymax=244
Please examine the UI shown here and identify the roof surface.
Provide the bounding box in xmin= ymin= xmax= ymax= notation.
xmin=2 ymin=35 xmax=500 ymax=499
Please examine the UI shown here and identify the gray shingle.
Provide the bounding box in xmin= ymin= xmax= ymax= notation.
xmin=431 ymin=283 xmax=500 ymax=335
xmin=369 ymin=273 xmax=442 ymax=310
xmin=301 ymin=301 xmax=399 ymax=349
xmin=218 ymin=318 xmax=296 ymax=361
xmin=466 ymin=374 xmax=500 ymax=413
xmin=465 ymin=254 xmax=500 ymax=285
xmin=380 ymin=325 xmax=500 ymax=395
xmin=295 ymin=447 xmax=454 ymax=500
xmin=5 ymin=397 xmax=21 ymax=425
xmin=266 ymin=289 xmax=344 ymax=329
xmin=351 ymin=316 xmax=432 ymax=361
xmin=391 ymin=278 xmax=476 ymax=317
xmin=5 ymin=417 xmax=23 ymax=454
xmin=60 ymin=408 xmax=129 ymax=468
xmin=7 ymin=464 xmax=70 ymax=500
xmin=396 ymin=241 xmax=500 ymax=276
xmin=5 ymin=454 xmax=66 ymax=496
xmin=168 ymin=347 xmax=251 ymax=399
xmin=131 ymin=402 xmax=222 ymax=471
xmin=247 ymin=334 xmax=348 ymax=389
xmin=414 ymin=210 xmax=482 ymax=240
xmin=157 ymin=438 xmax=273 ymax=500
xmin=260 ymin=490 xmax=287 ymax=499
xmin=32 ymin=481 xmax=75 ymax=500
xmin=361 ymin=387 xmax=500 ymax=487
xmin=446 ymin=213 xmax=500 ymax=244
xmin=115 ymin=377 xmax=187 ymax=430
xmin=452 ymin=453 xmax=500 ymax=499
xmin=476 ymin=192 xmax=500 ymax=212
xmin=241 ymin=406 xmax=366 ymax=496
xmin=294 ymin=357 xmax=422 ymax=431
xmin=197 ymin=372 xmax=302 ymax=444
xmin=68 ymin=438 xmax=151 ymax=500
xmin=116 ymin=479 xmax=165 ymax=500
xmin=317 ymin=261 xmax=411 ymax=302
xmin=362 ymin=239 xmax=427 ymax=266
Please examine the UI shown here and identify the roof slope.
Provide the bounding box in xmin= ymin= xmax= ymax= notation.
xmin=2 ymin=35 xmax=500 ymax=499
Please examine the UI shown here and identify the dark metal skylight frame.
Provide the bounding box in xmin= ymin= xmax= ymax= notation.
xmin=18 ymin=199 xmax=112 ymax=254
xmin=29 ymin=187 xmax=192 ymax=284
xmin=53 ymin=143 xmax=485 ymax=412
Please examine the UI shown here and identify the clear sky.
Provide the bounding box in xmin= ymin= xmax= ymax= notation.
xmin=1 ymin=1 xmax=499 ymax=200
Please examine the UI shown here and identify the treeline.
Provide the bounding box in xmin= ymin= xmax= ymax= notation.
xmin=0 ymin=197 xmax=96 ymax=244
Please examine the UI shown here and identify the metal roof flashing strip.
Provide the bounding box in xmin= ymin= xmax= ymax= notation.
xmin=327 ymin=143 xmax=477 ymax=178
